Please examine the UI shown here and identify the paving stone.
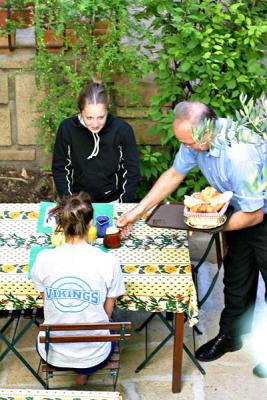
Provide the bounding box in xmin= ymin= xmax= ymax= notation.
xmin=135 ymin=380 xmax=195 ymax=400
xmin=5 ymin=350 xmax=40 ymax=386
xmin=202 ymin=362 xmax=267 ymax=400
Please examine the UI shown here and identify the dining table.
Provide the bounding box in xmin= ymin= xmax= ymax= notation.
xmin=0 ymin=388 xmax=122 ymax=400
xmin=0 ymin=202 xmax=199 ymax=393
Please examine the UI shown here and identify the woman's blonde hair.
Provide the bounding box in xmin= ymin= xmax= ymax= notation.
xmin=77 ymin=80 xmax=109 ymax=111
xmin=49 ymin=192 xmax=93 ymax=239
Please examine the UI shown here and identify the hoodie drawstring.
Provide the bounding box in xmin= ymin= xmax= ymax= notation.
xmin=87 ymin=132 xmax=100 ymax=159
xmin=78 ymin=114 xmax=100 ymax=159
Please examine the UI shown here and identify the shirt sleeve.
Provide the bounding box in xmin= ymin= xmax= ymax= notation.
xmin=52 ymin=121 xmax=73 ymax=197
xmin=118 ymin=123 xmax=140 ymax=203
xmin=228 ymin=149 xmax=265 ymax=212
xmin=173 ymin=145 xmax=198 ymax=175
xmin=106 ymin=256 xmax=125 ymax=298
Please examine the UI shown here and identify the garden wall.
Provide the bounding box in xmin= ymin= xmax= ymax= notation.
xmin=0 ymin=31 xmax=162 ymax=170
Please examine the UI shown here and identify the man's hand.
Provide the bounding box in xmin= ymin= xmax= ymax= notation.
xmin=116 ymin=167 xmax=185 ymax=234
xmin=115 ymin=205 xmax=144 ymax=234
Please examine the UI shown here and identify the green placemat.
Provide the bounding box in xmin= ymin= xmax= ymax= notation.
xmin=37 ymin=202 xmax=114 ymax=233
xmin=93 ymin=203 xmax=114 ymax=225
xmin=28 ymin=245 xmax=53 ymax=279
xmin=93 ymin=244 xmax=109 ymax=253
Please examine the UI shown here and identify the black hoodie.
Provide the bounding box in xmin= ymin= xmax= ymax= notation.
xmin=52 ymin=113 xmax=140 ymax=202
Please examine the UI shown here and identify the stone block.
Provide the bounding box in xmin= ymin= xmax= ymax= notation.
xmin=0 ymin=106 xmax=11 ymax=145
xmin=113 ymin=75 xmax=159 ymax=107
xmin=0 ymin=49 xmax=34 ymax=69
xmin=119 ymin=118 xmax=161 ymax=145
xmin=15 ymin=72 xmax=40 ymax=145
xmin=0 ymin=73 xmax=8 ymax=104
xmin=0 ymin=149 xmax=35 ymax=161
xmin=116 ymin=107 xmax=149 ymax=119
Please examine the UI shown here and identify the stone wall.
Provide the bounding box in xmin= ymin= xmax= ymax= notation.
xmin=0 ymin=46 xmax=162 ymax=170
xmin=0 ymin=49 xmax=43 ymax=169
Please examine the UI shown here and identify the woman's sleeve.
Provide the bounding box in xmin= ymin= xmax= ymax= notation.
xmin=52 ymin=122 xmax=73 ymax=197
xmin=119 ymin=123 xmax=140 ymax=202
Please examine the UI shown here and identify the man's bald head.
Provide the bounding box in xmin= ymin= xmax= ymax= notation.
xmin=173 ymin=101 xmax=217 ymax=128
xmin=172 ymin=101 xmax=217 ymax=152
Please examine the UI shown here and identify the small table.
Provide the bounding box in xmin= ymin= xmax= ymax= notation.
xmin=0 ymin=388 xmax=122 ymax=400
xmin=146 ymin=203 xmax=231 ymax=307
xmin=0 ymin=203 xmax=199 ymax=393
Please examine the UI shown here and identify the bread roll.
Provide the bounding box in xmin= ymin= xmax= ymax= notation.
xmin=184 ymin=195 xmax=204 ymax=209
xmin=190 ymin=204 xmax=217 ymax=213
xmin=209 ymin=194 xmax=225 ymax=211
xmin=199 ymin=186 xmax=220 ymax=202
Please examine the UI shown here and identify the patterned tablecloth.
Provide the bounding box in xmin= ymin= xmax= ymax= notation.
xmin=0 ymin=388 xmax=122 ymax=400
xmin=0 ymin=204 xmax=198 ymax=326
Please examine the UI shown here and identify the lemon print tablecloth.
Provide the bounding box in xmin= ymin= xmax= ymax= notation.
xmin=0 ymin=388 xmax=122 ymax=400
xmin=0 ymin=203 xmax=198 ymax=326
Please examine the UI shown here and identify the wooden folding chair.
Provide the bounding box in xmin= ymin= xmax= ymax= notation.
xmin=37 ymin=321 xmax=131 ymax=390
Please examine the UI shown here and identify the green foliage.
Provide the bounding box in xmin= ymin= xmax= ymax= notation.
xmin=30 ymin=0 xmax=147 ymax=156
xmin=224 ymin=92 xmax=266 ymax=197
xmin=133 ymin=0 xmax=267 ymax=199
xmin=135 ymin=0 xmax=267 ymax=122
xmin=4 ymin=1 xmax=267 ymax=201
xmin=236 ymin=92 xmax=267 ymax=141
xmin=136 ymin=145 xmax=208 ymax=201
xmin=0 ymin=0 xmax=34 ymax=33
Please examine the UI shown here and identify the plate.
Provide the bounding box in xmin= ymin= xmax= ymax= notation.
xmin=184 ymin=215 xmax=227 ymax=230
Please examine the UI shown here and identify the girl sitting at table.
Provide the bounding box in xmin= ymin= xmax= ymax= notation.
xmin=32 ymin=192 xmax=125 ymax=385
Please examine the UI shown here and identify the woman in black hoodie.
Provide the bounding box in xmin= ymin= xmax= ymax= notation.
xmin=52 ymin=81 xmax=140 ymax=203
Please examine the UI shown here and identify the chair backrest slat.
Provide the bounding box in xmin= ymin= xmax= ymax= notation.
xmin=39 ymin=334 xmax=131 ymax=343
xmin=39 ymin=322 xmax=131 ymax=332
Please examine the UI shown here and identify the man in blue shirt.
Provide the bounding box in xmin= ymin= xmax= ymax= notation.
xmin=116 ymin=101 xmax=267 ymax=377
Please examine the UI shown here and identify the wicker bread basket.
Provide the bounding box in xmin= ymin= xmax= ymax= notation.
xmin=184 ymin=193 xmax=229 ymax=229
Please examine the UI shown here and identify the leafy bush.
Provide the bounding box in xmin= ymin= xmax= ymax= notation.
xmin=10 ymin=0 xmax=266 ymax=198
xmin=31 ymin=0 xmax=147 ymax=160
xmin=134 ymin=0 xmax=267 ymax=199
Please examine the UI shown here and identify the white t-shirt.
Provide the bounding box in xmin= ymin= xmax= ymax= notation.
xmin=31 ymin=242 xmax=125 ymax=368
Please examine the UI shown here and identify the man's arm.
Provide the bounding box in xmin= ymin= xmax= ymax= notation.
xmin=116 ymin=167 xmax=185 ymax=227
xmin=224 ymin=208 xmax=264 ymax=231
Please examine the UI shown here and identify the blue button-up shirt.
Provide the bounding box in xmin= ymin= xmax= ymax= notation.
xmin=173 ymin=118 xmax=267 ymax=213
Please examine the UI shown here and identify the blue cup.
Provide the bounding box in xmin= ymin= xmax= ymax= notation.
xmin=96 ymin=215 xmax=110 ymax=238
